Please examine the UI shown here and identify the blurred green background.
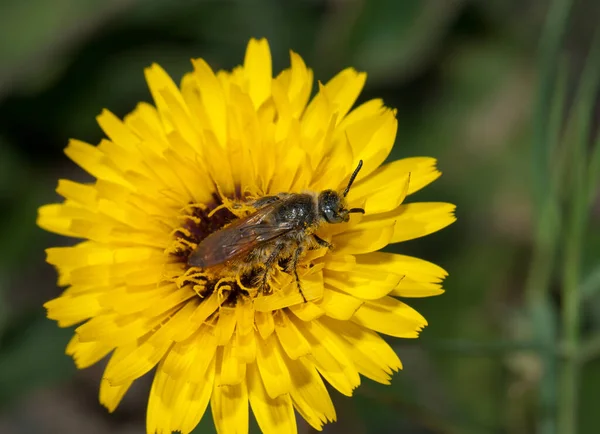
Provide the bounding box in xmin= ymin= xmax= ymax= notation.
xmin=1 ymin=0 xmax=599 ymax=433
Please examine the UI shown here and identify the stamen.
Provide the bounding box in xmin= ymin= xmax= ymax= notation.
xmin=236 ymin=273 xmax=254 ymax=292
xmin=192 ymin=284 xmax=206 ymax=298
xmin=207 ymin=203 xmax=229 ymax=218
xmin=177 ymin=214 xmax=202 ymax=225
xmin=170 ymin=227 xmax=192 ymax=239
xmin=179 ymin=203 xmax=208 ymax=214
xmin=215 ymin=278 xmax=235 ymax=296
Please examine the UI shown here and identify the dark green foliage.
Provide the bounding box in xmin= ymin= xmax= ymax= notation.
xmin=0 ymin=0 xmax=599 ymax=433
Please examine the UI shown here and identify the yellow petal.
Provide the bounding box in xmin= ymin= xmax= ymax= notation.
xmin=96 ymin=109 xmax=141 ymax=151
xmin=215 ymin=306 xmax=237 ymax=345
xmin=355 ymin=202 xmax=456 ymax=243
xmin=212 ymin=365 xmax=249 ymax=434
xmin=305 ymin=68 xmax=366 ymax=128
xmin=123 ymin=102 xmax=168 ymax=149
xmin=356 ymin=110 xmax=397 ymax=178
xmin=232 ymin=328 xmax=257 ymax=364
xmin=254 ymin=269 xmax=323 ymax=311
xmin=65 ymin=334 xmax=113 ymax=369
xmin=284 ymin=355 xmax=336 ymax=430
xmin=352 ymin=297 xmax=427 ymax=338
xmin=337 ymin=98 xmax=384 ymax=130
xmin=309 ymin=130 xmax=355 ymax=193
xmin=321 ymin=316 xmax=402 ymax=383
xmin=56 ymin=179 xmax=98 ymax=207
xmin=353 ymin=252 xmax=447 ymax=298
xmin=331 ymin=222 xmax=395 ymax=255
xmin=37 ymin=204 xmax=79 ymax=238
xmin=189 ymin=291 xmax=221 ymax=326
xmin=63 ymin=139 xmax=126 ymax=184
xmin=100 ymin=378 xmax=132 ymax=413
xmin=276 ymin=50 xmax=313 ymax=117
xmin=291 ymin=317 xmax=360 ymax=396
xmin=342 ymin=108 xmax=397 ymax=178
xmin=323 ymin=268 xmax=402 ymax=301
xmin=75 ymin=308 xmax=174 ymax=346
xmin=99 ymin=346 xmax=134 ymax=412
xmin=354 ymin=251 xmax=446 ymax=280
xmin=319 ymin=254 xmax=356 ymax=272
xmin=276 ymin=141 xmax=314 ymax=193
xmin=45 ymin=292 xmax=102 ymax=327
xmin=144 ymin=63 xmax=189 ymax=131
xmin=326 ymin=68 xmax=366 ymax=121
xmin=255 ymin=311 xmax=275 ymax=339
xmin=288 ymin=301 xmax=325 ymax=322
xmin=236 ymin=299 xmax=255 ymax=335
xmin=176 ymin=378 xmax=215 ymax=434
xmin=390 ymin=202 xmax=456 ymax=243
xmin=348 ymin=157 xmax=441 ymax=205
xmin=244 ymin=38 xmax=272 ymax=108
xmin=362 ymin=172 xmax=410 ymax=214
xmin=220 ymin=341 xmax=247 ymax=386
xmin=274 ymin=310 xmax=312 ymax=360
xmin=162 ymin=325 xmax=216 ymax=380
xmin=256 ymin=333 xmax=292 ymax=399
xmin=317 ymin=288 xmax=363 ymax=320
xmin=146 ymin=362 xmax=173 ymax=434
xmin=271 ymin=77 xmax=294 ymax=142
xmin=247 ymin=362 xmax=297 ymax=434
xmin=104 ymin=302 xmax=198 ymax=385
xmin=160 ymin=94 xmax=201 ymax=152
xmin=102 ymin=285 xmax=191 ymax=317
xmin=178 ymin=370 xmax=215 ymax=434
xmin=192 ymin=58 xmax=227 ymax=146
xmin=301 ymin=83 xmax=334 ymax=156
xmin=148 ymin=356 xmax=216 ymax=434
xmin=391 ymin=279 xmax=445 ymax=298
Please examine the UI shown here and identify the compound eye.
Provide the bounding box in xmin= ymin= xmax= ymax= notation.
xmin=325 ymin=210 xmax=337 ymax=222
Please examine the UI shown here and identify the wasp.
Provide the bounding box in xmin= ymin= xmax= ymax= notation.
xmin=188 ymin=160 xmax=366 ymax=301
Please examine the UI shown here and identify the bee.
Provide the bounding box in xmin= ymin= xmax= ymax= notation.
xmin=188 ymin=160 xmax=366 ymax=301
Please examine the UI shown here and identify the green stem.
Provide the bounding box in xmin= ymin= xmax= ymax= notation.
xmin=524 ymin=208 xmax=558 ymax=434
xmin=531 ymin=0 xmax=572 ymax=208
xmin=556 ymin=26 xmax=600 ymax=434
xmin=558 ymin=148 xmax=587 ymax=434
xmin=530 ymin=0 xmax=572 ymax=432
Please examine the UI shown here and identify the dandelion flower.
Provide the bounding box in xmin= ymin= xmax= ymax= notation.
xmin=38 ymin=38 xmax=456 ymax=434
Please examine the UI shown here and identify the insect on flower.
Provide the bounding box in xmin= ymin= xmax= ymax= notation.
xmin=188 ymin=160 xmax=366 ymax=301
xmin=38 ymin=38 xmax=457 ymax=434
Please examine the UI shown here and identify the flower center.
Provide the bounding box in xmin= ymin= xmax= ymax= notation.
xmin=165 ymin=194 xmax=282 ymax=305
xmin=169 ymin=194 xmax=238 ymax=262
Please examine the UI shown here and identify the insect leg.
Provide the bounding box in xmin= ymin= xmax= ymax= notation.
xmin=289 ymin=244 xmax=307 ymax=303
xmin=260 ymin=242 xmax=286 ymax=291
xmin=312 ymin=234 xmax=332 ymax=249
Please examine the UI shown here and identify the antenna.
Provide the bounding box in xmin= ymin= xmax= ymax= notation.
xmin=343 ymin=160 xmax=363 ymax=197
xmin=348 ymin=207 xmax=365 ymax=214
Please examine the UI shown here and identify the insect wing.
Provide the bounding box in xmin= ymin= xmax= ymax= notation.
xmin=188 ymin=204 xmax=294 ymax=268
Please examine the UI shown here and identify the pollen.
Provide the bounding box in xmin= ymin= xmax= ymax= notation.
xmin=165 ymin=195 xmax=259 ymax=304
xmin=167 ymin=196 xmax=237 ymax=263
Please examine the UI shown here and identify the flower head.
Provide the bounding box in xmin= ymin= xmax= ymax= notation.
xmin=38 ymin=38 xmax=456 ymax=434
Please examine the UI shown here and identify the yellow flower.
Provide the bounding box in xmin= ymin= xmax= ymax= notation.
xmin=37 ymin=38 xmax=456 ymax=434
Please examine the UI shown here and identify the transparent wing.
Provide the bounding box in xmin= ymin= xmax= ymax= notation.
xmin=187 ymin=203 xmax=295 ymax=269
